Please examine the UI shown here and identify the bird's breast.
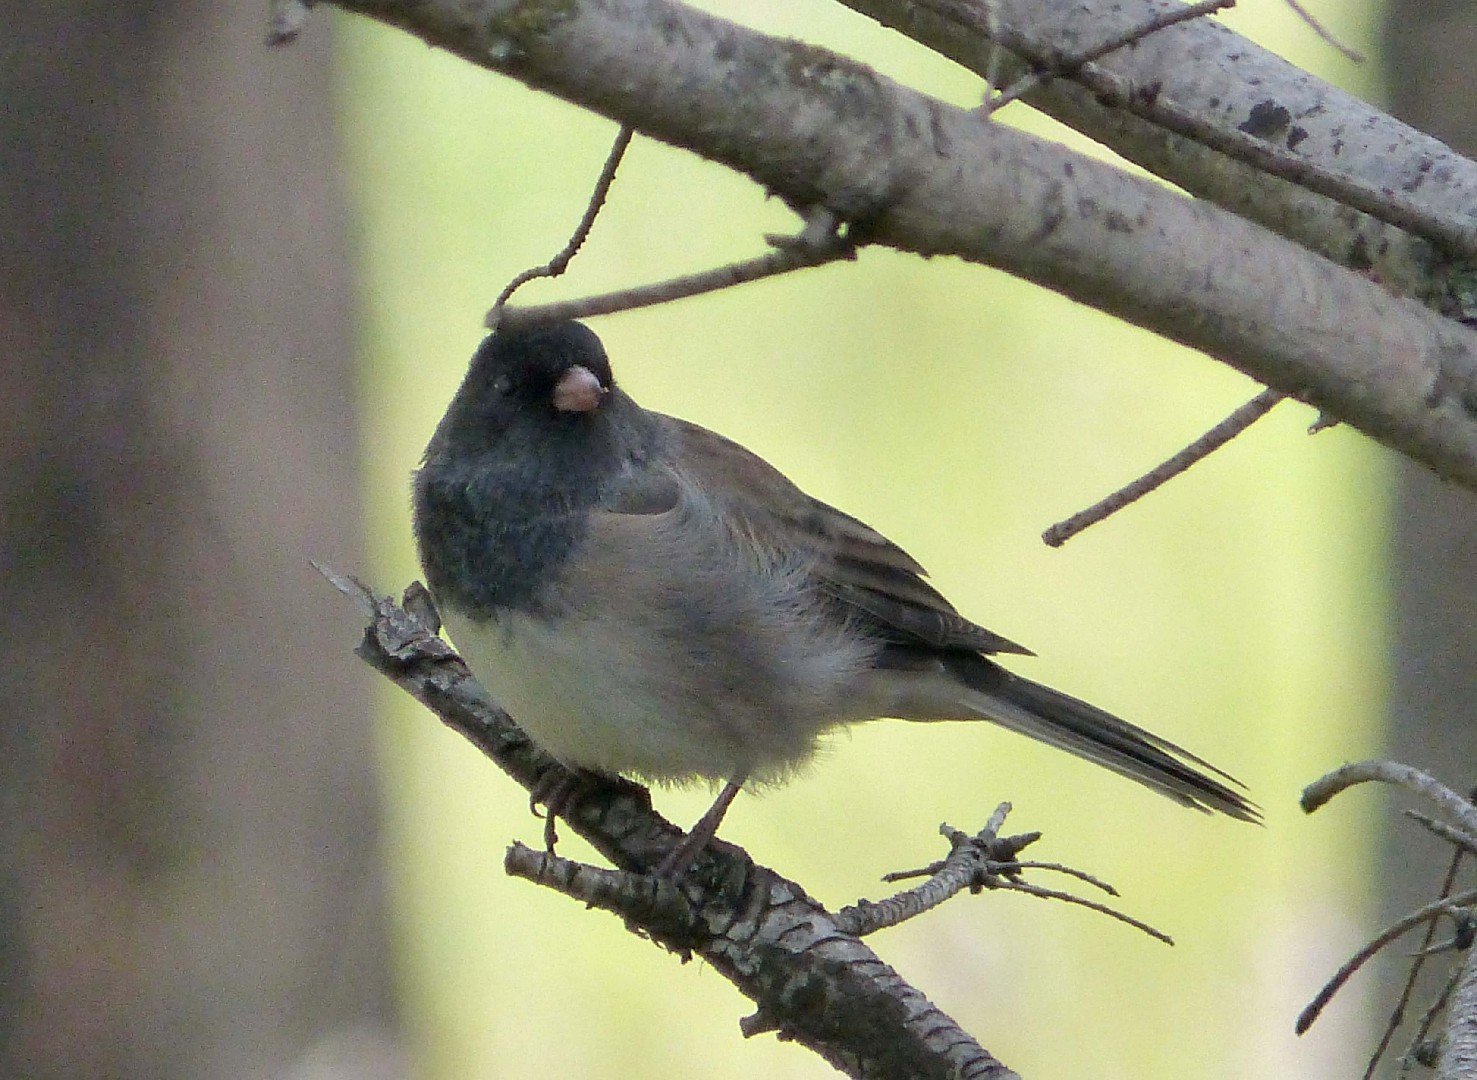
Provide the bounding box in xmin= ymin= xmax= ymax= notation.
xmin=437 ymin=527 xmax=879 ymax=785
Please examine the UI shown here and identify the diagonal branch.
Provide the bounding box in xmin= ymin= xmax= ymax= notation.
xmin=843 ymin=0 xmax=1475 ymax=299
xmin=329 ymin=571 xmax=1018 ymax=1079
xmin=316 ymin=0 xmax=1477 ymax=491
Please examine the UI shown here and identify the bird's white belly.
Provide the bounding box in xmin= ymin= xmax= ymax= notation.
xmin=441 ymin=604 xmax=753 ymax=782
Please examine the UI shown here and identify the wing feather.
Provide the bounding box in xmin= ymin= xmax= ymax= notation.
xmin=600 ymin=416 xmax=1032 ymax=656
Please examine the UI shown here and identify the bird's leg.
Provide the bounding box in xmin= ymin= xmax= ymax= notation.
xmin=655 ymin=773 xmax=747 ymax=880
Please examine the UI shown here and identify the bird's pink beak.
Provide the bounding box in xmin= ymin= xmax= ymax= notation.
xmin=552 ymin=365 xmax=608 ymax=413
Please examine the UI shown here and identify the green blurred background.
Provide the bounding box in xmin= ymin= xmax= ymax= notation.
xmin=9 ymin=1 xmax=1449 ymax=1078
xmin=344 ymin=3 xmax=1385 ymax=1078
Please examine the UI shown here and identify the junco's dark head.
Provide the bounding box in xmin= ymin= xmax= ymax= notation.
xmin=433 ymin=321 xmax=616 ymax=448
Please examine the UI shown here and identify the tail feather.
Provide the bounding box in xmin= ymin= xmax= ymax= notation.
xmin=926 ymin=655 xmax=1259 ymax=822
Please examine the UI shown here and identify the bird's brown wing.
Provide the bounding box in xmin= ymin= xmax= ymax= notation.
xmin=649 ymin=416 xmax=1032 ymax=656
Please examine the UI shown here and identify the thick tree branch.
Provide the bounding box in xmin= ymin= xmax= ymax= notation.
xmin=845 ymin=0 xmax=1477 ymax=299
xmin=320 ymin=0 xmax=1477 ymax=489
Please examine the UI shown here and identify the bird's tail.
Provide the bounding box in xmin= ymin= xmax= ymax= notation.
xmin=914 ymin=655 xmax=1259 ymax=822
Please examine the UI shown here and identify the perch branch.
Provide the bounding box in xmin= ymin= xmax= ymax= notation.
xmin=320 ymin=568 xmax=1018 ymax=1079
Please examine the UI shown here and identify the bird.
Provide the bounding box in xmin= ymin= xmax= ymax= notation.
xmin=412 ymin=320 xmax=1257 ymax=875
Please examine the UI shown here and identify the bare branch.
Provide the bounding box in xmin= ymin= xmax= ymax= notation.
xmin=493 ymin=209 xmax=855 ymax=330
xmin=844 ymin=0 xmax=1469 ymax=295
xmin=984 ymin=0 xmax=1235 ymax=115
xmin=328 ymin=573 xmax=1020 ymax=1079
xmin=1303 ymin=761 xmax=1477 ymax=839
xmin=1043 ymin=388 xmax=1284 ymax=547
xmin=317 ymin=0 xmax=1477 ymax=492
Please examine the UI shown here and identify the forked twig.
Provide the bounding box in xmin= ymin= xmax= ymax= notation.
xmin=837 ymin=807 xmax=1170 ymax=944
xmin=493 ymin=208 xmax=854 ymax=331
xmin=486 ymin=125 xmax=635 ymax=325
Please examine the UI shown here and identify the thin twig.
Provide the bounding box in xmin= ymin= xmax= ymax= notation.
xmin=492 ymin=217 xmax=854 ymax=331
xmin=486 ymin=125 xmax=635 ymax=326
xmin=984 ymin=0 xmax=1233 ymax=115
xmin=1297 ymin=890 xmax=1477 ymax=1035
xmin=1407 ymin=811 xmax=1477 ymax=861
xmin=1000 ymin=878 xmax=1174 ymax=945
xmin=1279 ymin=0 xmax=1365 ymax=63
xmin=1000 ymin=860 xmax=1120 ymax=896
xmin=1042 ymin=388 xmax=1283 ymax=547
xmin=503 ymin=842 xmax=700 ymax=940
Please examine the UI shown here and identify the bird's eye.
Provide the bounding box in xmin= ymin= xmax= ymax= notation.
xmin=491 ymin=375 xmax=513 ymax=396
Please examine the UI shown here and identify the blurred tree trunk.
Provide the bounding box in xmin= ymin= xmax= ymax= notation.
xmin=0 ymin=4 xmax=403 ymax=1079
xmin=1380 ymin=0 xmax=1477 ymax=967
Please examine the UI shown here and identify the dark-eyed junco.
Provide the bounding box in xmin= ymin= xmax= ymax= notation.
xmin=413 ymin=321 xmax=1256 ymax=872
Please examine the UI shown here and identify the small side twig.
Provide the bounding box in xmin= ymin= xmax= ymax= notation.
xmin=492 ymin=207 xmax=854 ymax=331
xmin=1407 ymin=810 xmax=1477 ymax=861
xmin=1003 ymin=860 xmax=1120 ymax=896
xmin=1002 ymin=878 xmax=1174 ymax=945
xmin=1042 ymin=387 xmax=1283 ymax=547
xmin=486 ymin=124 xmax=635 ymax=325
xmin=984 ymin=0 xmax=1233 ymax=115
xmin=835 ymin=805 xmax=1170 ymax=944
